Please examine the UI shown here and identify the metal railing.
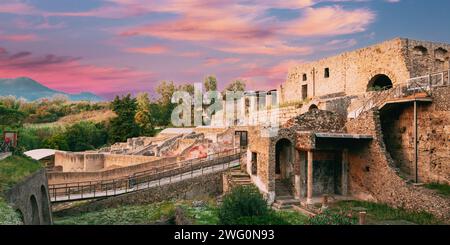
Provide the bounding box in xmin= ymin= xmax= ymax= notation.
xmin=348 ymin=70 xmax=450 ymax=119
xmin=48 ymin=148 xmax=242 ymax=202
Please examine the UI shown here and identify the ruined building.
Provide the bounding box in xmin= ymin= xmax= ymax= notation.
xmin=222 ymin=38 xmax=450 ymax=219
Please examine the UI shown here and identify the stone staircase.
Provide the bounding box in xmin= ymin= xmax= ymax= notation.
xmin=272 ymin=180 xmax=298 ymax=210
xmin=222 ymin=167 xmax=253 ymax=193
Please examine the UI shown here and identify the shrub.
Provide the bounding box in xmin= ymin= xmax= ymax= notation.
xmin=218 ymin=186 xmax=269 ymax=225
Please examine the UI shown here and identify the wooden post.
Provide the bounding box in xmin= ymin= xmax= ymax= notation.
xmin=359 ymin=212 xmax=367 ymax=225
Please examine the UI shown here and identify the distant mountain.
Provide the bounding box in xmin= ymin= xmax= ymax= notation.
xmin=0 ymin=77 xmax=103 ymax=102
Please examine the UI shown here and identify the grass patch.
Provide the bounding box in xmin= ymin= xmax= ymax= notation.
xmin=54 ymin=198 xmax=309 ymax=225
xmin=0 ymin=155 xmax=43 ymax=194
xmin=53 ymin=201 xmax=178 ymax=225
xmin=332 ymin=201 xmax=443 ymax=225
xmin=425 ymin=183 xmax=450 ymax=197
xmin=276 ymin=210 xmax=309 ymax=225
xmin=182 ymin=204 xmax=220 ymax=225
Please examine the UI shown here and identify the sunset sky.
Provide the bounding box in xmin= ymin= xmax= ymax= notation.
xmin=0 ymin=0 xmax=449 ymax=99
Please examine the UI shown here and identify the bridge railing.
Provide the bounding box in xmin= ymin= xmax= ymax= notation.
xmin=349 ymin=70 xmax=449 ymax=119
xmin=48 ymin=148 xmax=242 ymax=202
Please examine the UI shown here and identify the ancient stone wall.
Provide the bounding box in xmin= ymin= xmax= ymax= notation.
xmin=381 ymin=87 xmax=450 ymax=184
xmin=280 ymin=38 xmax=450 ymax=105
xmin=245 ymin=126 xmax=272 ymax=199
xmin=403 ymin=39 xmax=450 ymax=77
xmin=281 ymin=38 xmax=411 ymax=103
xmin=54 ymin=151 xmax=159 ymax=172
xmin=6 ymin=169 xmax=53 ymax=225
xmin=346 ymin=109 xmax=450 ymax=220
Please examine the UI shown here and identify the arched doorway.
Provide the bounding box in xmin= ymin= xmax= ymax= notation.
xmin=30 ymin=195 xmax=40 ymax=225
xmin=367 ymin=74 xmax=393 ymax=91
xmin=275 ymin=139 xmax=294 ymax=197
xmin=40 ymin=186 xmax=51 ymax=225
xmin=308 ymin=104 xmax=318 ymax=111
xmin=275 ymin=139 xmax=293 ymax=179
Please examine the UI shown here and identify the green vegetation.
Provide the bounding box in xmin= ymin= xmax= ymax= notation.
xmin=1 ymin=122 xmax=109 ymax=153
xmin=331 ymin=201 xmax=443 ymax=225
xmin=424 ymin=183 xmax=450 ymax=197
xmin=223 ymin=79 xmax=246 ymax=93
xmin=0 ymin=95 xmax=108 ymax=125
xmin=109 ymin=94 xmax=141 ymax=143
xmin=307 ymin=210 xmax=356 ymax=225
xmin=135 ymin=93 xmax=156 ymax=136
xmin=0 ymin=197 xmax=22 ymax=225
xmin=54 ymin=197 xmax=308 ymax=225
xmin=217 ymin=186 xmax=307 ymax=225
xmin=218 ymin=186 xmax=269 ymax=225
xmin=0 ymin=155 xmax=43 ymax=194
xmin=54 ymin=201 xmax=177 ymax=225
xmin=278 ymin=98 xmax=311 ymax=109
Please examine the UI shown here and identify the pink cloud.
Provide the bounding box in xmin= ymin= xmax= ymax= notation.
xmin=218 ymin=42 xmax=312 ymax=56
xmin=203 ymin=57 xmax=240 ymax=66
xmin=0 ymin=1 xmax=35 ymax=14
xmin=281 ymin=6 xmax=375 ymax=37
xmin=125 ymin=45 xmax=169 ymax=54
xmin=240 ymin=60 xmax=305 ymax=89
xmin=0 ymin=47 xmax=155 ymax=95
xmin=0 ymin=33 xmax=40 ymax=42
xmin=178 ymin=51 xmax=203 ymax=57
xmin=117 ymin=2 xmax=374 ymax=56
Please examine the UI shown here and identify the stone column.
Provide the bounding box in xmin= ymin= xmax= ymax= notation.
xmin=342 ymin=149 xmax=349 ymax=196
xmin=307 ymin=150 xmax=314 ymax=205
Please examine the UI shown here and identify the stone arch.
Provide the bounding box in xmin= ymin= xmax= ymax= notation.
xmin=435 ymin=47 xmax=448 ymax=61
xmin=367 ymin=74 xmax=393 ymax=91
xmin=413 ymin=45 xmax=428 ymax=56
xmin=15 ymin=209 xmax=25 ymax=224
xmin=275 ymin=138 xmax=293 ymax=180
xmin=308 ymin=104 xmax=319 ymax=111
xmin=29 ymin=195 xmax=40 ymax=225
xmin=40 ymin=186 xmax=51 ymax=225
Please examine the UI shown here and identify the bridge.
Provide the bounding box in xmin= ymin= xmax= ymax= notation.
xmin=48 ymin=149 xmax=243 ymax=203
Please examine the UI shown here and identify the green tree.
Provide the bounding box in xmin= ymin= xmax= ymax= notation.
xmin=155 ymin=81 xmax=177 ymax=105
xmin=178 ymin=84 xmax=195 ymax=95
xmin=204 ymin=75 xmax=218 ymax=92
xmin=109 ymin=94 xmax=140 ymax=143
xmin=0 ymin=105 xmax=25 ymax=128
xmin=224 ymin=80 xmax=246 ymax=93
xmin=135 ymin=92 xmax=155 ymax=136
xmin=64 ymin=122 xmax=108 ymax=151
